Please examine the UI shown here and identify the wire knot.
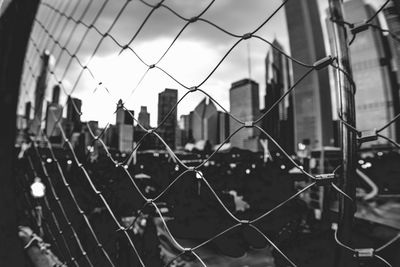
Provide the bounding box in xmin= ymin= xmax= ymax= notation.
xmin=315 ymin=173 xmax=337 ymax=186
xmin=242 ymin=32 xmax=252 ymax=40
xmin=244 ymin=121 xmax=254 ymax=128
xmin=354 ymin=248 xmax=374 ymax=258
xmin=189 ymin=16 xmax=198 ymax=23
xmin=313 ymin=56 xmax=334 ymax=70
xmin=188 ymin=166 xmax=195 ymax=171
xmin=183 ymin=248 xmax=192 ymax=255
xmin=350 ymin=22 xmax=370 ymax=35
xmin=357 ymin=129 xmax=378 ymax=144
xmin=116 ymin=226 xmax=125 ymax=232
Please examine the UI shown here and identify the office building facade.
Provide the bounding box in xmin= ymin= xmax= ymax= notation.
xmin=217 ymin=111 xmax=230 ymax=145
xmin=383 ymin=2 xmax=400 ymax=142
xmin=46 ymin=85 xmax=63 ymax=142
xmin=327 ymin=0 xmax=397 ymax=147
xmin=285 ymin=0 xmax=333 ymax=150
xmin=138 ymin=106 xmax=150 ymax=128
xmin=158 ymin=89 xmax=178 ymax=149
xmin=116 ymin=101 xmax=134 ymax=153
xmin=30 ymin=51 xmax=50 ymax=135
xmin=192 ymin=98 xmax=219 ymax=145
xmin=262 ymin=38 xmax=294 ymax=153
xmin=66 ymin=96 xmax=82 ymax=132
xmin=229 ymin=79 xmax=260 ymax=152
xmin=179 ymin=113 xmax=193 ymax=146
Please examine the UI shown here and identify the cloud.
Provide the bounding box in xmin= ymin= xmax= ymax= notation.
xmin=19 ymin=0 xmax=292 ymax=127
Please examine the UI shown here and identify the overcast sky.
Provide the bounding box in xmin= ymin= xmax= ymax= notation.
xmin=17 ymin=0 xmax=387 ymax=127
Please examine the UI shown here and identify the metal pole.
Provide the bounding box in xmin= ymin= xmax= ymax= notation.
xmin=0 ymin=0 xmax=40 ymax=266
xmin=328 ymin=0 xmax=357 ymax=266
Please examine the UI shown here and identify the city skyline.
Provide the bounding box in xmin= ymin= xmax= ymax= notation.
xmin=5 ymin=1 xmax=400 ymax=266
xmin=18 ymin=0 xmax=397 ymax=153
xmin=17 ymin=0 xmax=386 ymax=129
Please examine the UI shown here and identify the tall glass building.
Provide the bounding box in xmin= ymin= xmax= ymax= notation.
xmin=285 ymin=0 xmax=334 ymax=150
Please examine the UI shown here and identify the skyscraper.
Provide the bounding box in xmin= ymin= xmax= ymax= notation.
xmin=66 ymin=96 xmax=82 ymax=132
xmin=46 ymin=85 xmax=63 ymax=142
xmin=25 ymin=102 xmax=31 ymax=121
xmin=384 ymin=2 xmax=400 ymax=79
xmin=192 ymin=98 xmax=219 ymax=145
xmin=116 ymin=100 xmax=134 ymax=153
xmin=285 ymin=0 xmax=333 ymax=150
xmin=229 ymin=79 xmax=260 ymax=152
xmin=383 ymin=2 xmax=400 ymax=142
xmin=189 ymin=111 xmax=194 ymax=142
xmin=217 ymin=111 xmax=230 ymax=144
xmin=103 ymin=124 xmax=118 ymax=150
xmin=45 ymin=103 xmax=62 ymax=141
xmin=52 ymin=85 xmax=60 ymax=105
xmin=327 ymin=0 xmax=397 ymax=146
xmin=179 ymin=113 xmax=193 ymax=145
xmin=116 ymin=104 xmax=134 ymax=125
xmin=262 ymin=38 xmax=294 ymax=153
xmin=390 ymin=0 xmax=400 ymax=20
xmin=158 ymin=89 xmax=178 ymax=149
xmin=61 ymin=97 xmax=82 ymax=141
xmin=30 ymin=51 xmax=50 ymax=134
xmin=138 ymin=106 xmax=150 ymax=128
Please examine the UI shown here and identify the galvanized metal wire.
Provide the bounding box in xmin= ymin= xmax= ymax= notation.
xmin=16 ymin=0 xmax=400 ymax=266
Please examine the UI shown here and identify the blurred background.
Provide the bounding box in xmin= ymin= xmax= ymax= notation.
xmin=1 ymin=0 xmax=400 ymax=266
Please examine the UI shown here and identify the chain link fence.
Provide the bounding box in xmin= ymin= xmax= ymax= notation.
xmin=13 ymin=0 xmax=400 ymax=266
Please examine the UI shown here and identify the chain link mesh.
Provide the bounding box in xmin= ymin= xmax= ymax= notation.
xmin=15 ymin=0 xmax=400 ymax=266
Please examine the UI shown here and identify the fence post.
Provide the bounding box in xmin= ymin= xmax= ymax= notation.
xmin=328 ymin=0 xmax=357 ymax=266
xmin=0 ymin=0 xmax=40 ymax=266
